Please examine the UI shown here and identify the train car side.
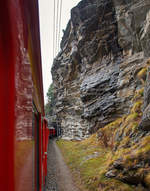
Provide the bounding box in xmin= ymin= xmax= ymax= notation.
xmin=0 ymin=0 xmax=48 ymax=191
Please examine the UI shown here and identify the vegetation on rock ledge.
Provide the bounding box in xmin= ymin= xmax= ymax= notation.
xmin=57 ymin=137 xmax=134 ymax=191
xmin=57 ymin=84 xmax=150 ymax=191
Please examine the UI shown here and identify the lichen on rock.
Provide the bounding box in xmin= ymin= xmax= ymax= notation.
xmin=51 ymin=0 xmax=150 ymax=189
xmin=51 ymin=0 xmax=150 ymax=139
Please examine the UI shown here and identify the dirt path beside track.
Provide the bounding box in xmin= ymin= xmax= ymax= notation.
xmin=46 ymin=139 xmax=80 ymax=191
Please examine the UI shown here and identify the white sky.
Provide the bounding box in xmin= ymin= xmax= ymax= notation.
xmin=39 ymin=0 xmax=80 ymax=103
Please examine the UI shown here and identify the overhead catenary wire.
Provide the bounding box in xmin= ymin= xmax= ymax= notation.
xmin=53 ymin=0 xmax=56 ymax=59
xmin=58 ymin=0 xmax=62 ymax=53
xmin=55 ymin=0 xmax=60 ymax=56
xmin=53 ymin=0 xmax=63 ymax=59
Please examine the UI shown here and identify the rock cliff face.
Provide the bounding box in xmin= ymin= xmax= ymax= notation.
xmin=51 ymin=0 xmax=150 ymax=189
xmin=52 ymin=0 xmax=150 ymax=140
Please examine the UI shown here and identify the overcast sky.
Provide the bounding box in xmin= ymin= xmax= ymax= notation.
xmin=39 ymin=0 xmax=80 ymax=103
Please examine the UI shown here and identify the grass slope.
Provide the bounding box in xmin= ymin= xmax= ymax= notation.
xmin=57 ymin=136 xmax=134 ymax=191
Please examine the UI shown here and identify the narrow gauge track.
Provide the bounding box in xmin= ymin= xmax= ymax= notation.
xmin=46 ymin=140 xmax=80 ymax=191
xmin=46 ymin=140 xmax=58 ymax=191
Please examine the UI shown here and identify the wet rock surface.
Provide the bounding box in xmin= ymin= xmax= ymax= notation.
xmin=139 ymin=66 xmax=150 ymax=131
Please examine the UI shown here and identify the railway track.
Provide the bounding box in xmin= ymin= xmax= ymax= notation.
xmin=46 ymin=139 xmax=80 ymax=191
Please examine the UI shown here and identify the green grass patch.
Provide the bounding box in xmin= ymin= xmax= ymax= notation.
xmin=56 ymin=79 xmax=146 ymax=191
xmin=57 ymin=136 xmax=134 ymax=191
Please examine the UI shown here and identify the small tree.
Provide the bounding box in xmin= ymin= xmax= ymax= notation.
xmin=45 ymin=83 xmax=54 ymax=116
xmin=47 ymin=84 xmax=54 ymax=102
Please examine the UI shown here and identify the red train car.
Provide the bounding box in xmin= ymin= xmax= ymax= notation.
xmin=0 ymin=0 xmax=49 ymax=191
xmin=49 ymin=128 xmax=56 ymax=138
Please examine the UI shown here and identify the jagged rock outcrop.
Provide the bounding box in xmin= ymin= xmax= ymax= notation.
xmin=51 ymin=0 xmax=150 ymax=189
xmin=52 ymin=0 xmax=150 ymax=139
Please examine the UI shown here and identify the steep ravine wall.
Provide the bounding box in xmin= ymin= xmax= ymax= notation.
xmin=52 ymin=0 xmax=150 ymax=139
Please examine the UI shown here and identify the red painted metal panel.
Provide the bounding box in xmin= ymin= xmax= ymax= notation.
xmin=11 ymin=0 xmax=34 ymax=190
xmin=39 ymin=114 xmax=42 ymax=191
xmin=21 ymin=0 xmax=45 ymax=114
xmin=34 ymin=113 xmax=38 ymax=191
xmin=42 ymin=119 xmax=48 ymax=188
xmin=0 ymin=1 xmax=15 ymax=190
xmin=0 ymin=0 xmax=44 ymax=191
xmin=42 ymin=120 xmax=46 ymax=186
xmin=45 ymin=125 xmax=49 ymax=176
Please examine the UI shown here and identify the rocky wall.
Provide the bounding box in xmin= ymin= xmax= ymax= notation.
xmin=51 ymin=0 xmax=150 ymax=140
